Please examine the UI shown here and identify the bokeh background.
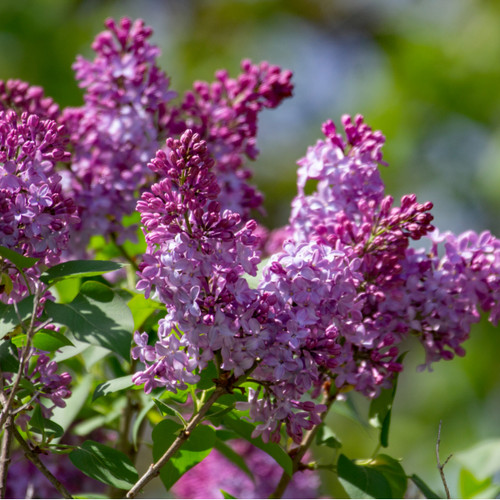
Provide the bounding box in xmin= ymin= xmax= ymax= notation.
xmin=2 ymin=0 xmax=500 ymax=497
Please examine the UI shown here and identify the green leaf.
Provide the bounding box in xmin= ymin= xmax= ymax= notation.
xmin=366 ymin=454 xmax=407 ymax=498
xmin=152 ymin=420 xmax=215 ymax=490
xmin=221 ymin=490 xmax=237 ymax=499
xmin=409 ymin=474 xmax=440 ymax=499
xmin=459 ymin=468 xmax=495 ymax=499
xmin=32 ymin=329 xmax=74 ymax=352
xmin=132 ymin=399 xmax=156 ymax=449
xmin=214 ymin=438 xmax=253 ymax=479
xmin=0 ymin=339 xmax=19 ymax=372
xmin=153 ymin=399 xmax=186 ymax=424
xmin=0 ymin=295 xmax=35 ymax=338
xmin=40 ymin=260 xmax=123 ymax=285
xmin=316 ymin=424 xmax=342 ymax=449
xmin=29 ymin=405 xmax=64 ymax=439
xmin=93 ymin=375 xmax=135 ymax=402
xmin=69 ymin=440 xmax=138 ymax=489
xmin=73 ymin=398 xmax=126 ymax=436
xmin=0 ymin=246 xmax=38 ymax=269
xmin=222 ymin=413 xmax=292 ymax=476
xmin=337 ymin=454 xmax=393 ymax=499
xmin=455 ymin=439 xmax=500 ymax=481
xmin=45 ymin=281 xmax=133 ymax=359
xmin=197 ymin=361 xmax=218 ymax=390
xmin=369 ymin=353 xmax=406 ymax=448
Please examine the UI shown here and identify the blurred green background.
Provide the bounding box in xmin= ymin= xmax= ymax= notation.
xmin=2 ymin=0 xmax=500 ymax=497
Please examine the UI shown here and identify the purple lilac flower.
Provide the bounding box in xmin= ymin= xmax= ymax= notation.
xmin=168 ymin=59 xmax=293 ymax=220
xmin=1 ymin=348 xmax=72 ymax=431
xmin=132 ymin=130 xmax=263 ymax=393
xmin=0 ymin=110 xmax=79 ymax=303
xmin=0 ymin=79 xmax=60 ymax=120
xmin=61 ymin=17 xmax=175 ymax=255
xmin=171 ymin=439 xmax=320 ymax=499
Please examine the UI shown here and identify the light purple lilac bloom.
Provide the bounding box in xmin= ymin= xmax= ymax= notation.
xmin=171 ymin=439 xmax=320 ymax=499
xmin=133 ymin=113 xmax=500 ymax=444
xmin=168 ymin=59 xmax=293 ymax=220
xmin=133 ymin=130 xmax=263 ymax=393
xmin=0 ymin=109 xmax=79 ymax=303
xmin=61 ymin=17 xmax=175 ymax=255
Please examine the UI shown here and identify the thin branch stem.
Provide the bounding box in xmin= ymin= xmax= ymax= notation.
xmin=0 ymin=285 xmax=43 ymax=430
xmin=436 ymin=420 xmax=452 ymax=499
xmin=126 ymin=361 xmax=260 ymax=498
xmin=270 ymin=385 xmax=339 ymax=499
xmin=0 ymin=415 xmax=14 ymax=498
xmin=11 ymin=425 xmax=73 ymax=499
xmin=126 ymin=385 xmax=226 ymax=498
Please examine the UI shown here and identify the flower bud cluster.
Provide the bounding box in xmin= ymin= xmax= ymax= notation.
xmin=0 ymin=110 xmax=78 ymax=302
xmin=170 ymin=59 xmax=293 ymax=220
xmin=0 ymin=79 xmax=61 ymax=120
xmin=62 ymin=17 xmax=175 ymax=254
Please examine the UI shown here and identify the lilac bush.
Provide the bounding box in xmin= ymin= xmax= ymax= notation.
xmin=1 ymin=16 xmax=500 ymax=500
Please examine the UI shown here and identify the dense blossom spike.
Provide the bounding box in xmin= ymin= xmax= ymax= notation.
xmin=61 ymin=17 xmax=176 ymax=255
xmin=168 ymin=59 xmax=293 ymax=220
xmin=0 ymin=110 xmax=79 ymax=302
xmin=0 ymin=79 xmax=61 ymax=120
xmin=133 ymin=130 xmax=263 ymax=393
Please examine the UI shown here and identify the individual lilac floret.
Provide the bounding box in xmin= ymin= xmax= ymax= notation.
xmin=132 ymin=130 xmax=263 ymax=393
xmin=62 ymin=17 xmax=176 ymax=255
xmin=169 ymin=59 xmax=293 ymax=220
xmin=0 ymin=110 xmax=79 ymax=302
xmin=0 ymin=79 xmax=60 ymax=120
xmin=171 ymin=439 xmax=320 ymax=499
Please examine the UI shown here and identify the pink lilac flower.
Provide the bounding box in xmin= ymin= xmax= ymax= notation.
xmin=132 ymin=130 xmax=264 ymax=393
xmin=171 ymin=439 xmax=320 ymax=499
xmin=0 ymin=110 xmax=79 ymax=303
xmin=0 ymin=79 xmax=60 ymax=120
xmin=61 ymin=17 xmax=175 ymax=255
xmin=168 ymin=59 xmax=293 ymax=220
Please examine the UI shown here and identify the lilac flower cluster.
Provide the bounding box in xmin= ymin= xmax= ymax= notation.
xmin=61 ymin=17 xmax=175 ymax=254
xmin=169 ymin=59 xmax=293 ymax=220
xmin=171 ymin=439 xmax=319 ymax=499
xmin=132 ymin=111 xmax=500 ymax=445
xmin=132 ymin=130 xmax=263 ymax=393
xmin=0 ymin=79 xmax=60 ymax=121
xmin=1 ymin=348 xmax=72 ymax=432
xmin=0 ymin=109 xmax=78 ymax=302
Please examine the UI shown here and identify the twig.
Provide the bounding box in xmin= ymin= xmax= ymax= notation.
xmin=11 ymin=424 xmax=73 ymax=499
xmin=270 ymin=385 xmax=339 ymax=499
xmin=436 ymin=420 xmax=452 ymax=499
xmin=0 ymin=285 xmax=44 ymax=430
xmin=0 ymin=415 xmax=14 ymax=497
xmin=126 ymin=361 xmax=260 ymax=498
xmin=126 ymin=385 xmax=226 ymax=498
